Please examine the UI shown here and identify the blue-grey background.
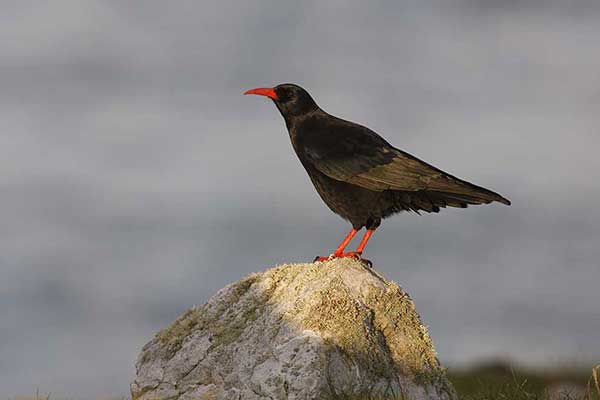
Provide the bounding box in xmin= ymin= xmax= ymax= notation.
xmin=1 ymin=0 xmax=599 ymax=397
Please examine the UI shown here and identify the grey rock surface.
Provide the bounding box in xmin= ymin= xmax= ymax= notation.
xmin=131 ymin=258 xmax=456 ymax=400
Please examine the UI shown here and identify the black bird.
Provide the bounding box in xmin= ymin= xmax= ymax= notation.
xmin=244 ymin=84 xmax=510 ymax=264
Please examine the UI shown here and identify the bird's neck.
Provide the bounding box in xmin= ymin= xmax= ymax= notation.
xmin=281 ymin=104 xmax=324 ymax=127
xmin=284 ymin=109 xmax=327 ymax=154
xmin=275 ymin=97 xmax=320 ymax=126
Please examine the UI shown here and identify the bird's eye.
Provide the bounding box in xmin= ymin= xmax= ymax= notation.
xmin=277 ymin=89 xmax=290 ymax=102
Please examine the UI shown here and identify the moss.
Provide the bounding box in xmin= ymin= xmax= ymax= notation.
xmin=260 ymin=262 xmax=316 ymax=301
xmin=142 ymin=259 xmax=455 ymax=399
xmin=156 ymin=274 xmax=260 ymax=355
xmin=156 ymin=306 xmax=209 ymax=353
xmin=296 ymin=263 xmax=445 ymax=384
xmin=365 ymin=282 xmax=439 ymax=374
xmin=301 ymin=280 xmax=398 ymax=379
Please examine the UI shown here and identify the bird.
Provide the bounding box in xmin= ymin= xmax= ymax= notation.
xmin=244 ymin=84 xmax=510 ymax=265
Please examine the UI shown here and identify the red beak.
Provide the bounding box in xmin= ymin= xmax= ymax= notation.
xmin=243 ymin=87 xmax=278 ymax=100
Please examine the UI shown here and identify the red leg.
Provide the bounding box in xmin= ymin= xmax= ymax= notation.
xmin=333 ymin=228 xmax=358 ymax=256
xmin=355 ymin=229 xmax=375 ymax=255
xmin=314 ymin=228 xmax=357 ymax=262
xmin=334 ymin=229 xmax=375 ymax=259
xmin=350 ymin=229 xmax=375 ymax=267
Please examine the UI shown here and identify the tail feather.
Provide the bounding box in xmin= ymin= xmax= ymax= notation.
xmin=390 ymin=188 xmax=510 ymax=215
xmin=448 ymin=180 xmax=511 ymax=205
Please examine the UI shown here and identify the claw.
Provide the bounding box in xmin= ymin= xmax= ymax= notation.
xmin=361 ymin=258 xmax=373 ymax=268
xmin=313 ymin=252 xmax=373 ymax=268
xmin=339 ymin=252 xmax=373 ymax=268
xmin=336 ymin=251 xmax=362 ymax=259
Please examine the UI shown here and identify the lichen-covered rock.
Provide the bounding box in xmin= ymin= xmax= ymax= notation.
xmin=131 ymin=258 xmax=456 ymax=400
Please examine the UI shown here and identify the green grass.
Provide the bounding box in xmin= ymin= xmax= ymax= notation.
xmin=329 ymin=363 xmax=599 ymax=400
xmin=448 ymin=362 xmax=599 ymax=400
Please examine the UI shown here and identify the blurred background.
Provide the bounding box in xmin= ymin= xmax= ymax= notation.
xmin=1 ymin=0 xmax=599 ymax=398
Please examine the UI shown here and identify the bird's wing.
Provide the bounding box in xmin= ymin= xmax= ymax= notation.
xmin=301 ymin=118 xmax=510 ymax=205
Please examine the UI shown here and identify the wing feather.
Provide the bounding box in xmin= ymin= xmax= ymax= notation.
xmin=300 ymin=117 xmax=510 ymax=205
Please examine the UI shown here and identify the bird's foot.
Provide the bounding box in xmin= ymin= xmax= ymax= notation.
xmin=338 ymin=252 xmax=373 ymax=268
xmin=313 ymin=252 xmax=372 ymax=268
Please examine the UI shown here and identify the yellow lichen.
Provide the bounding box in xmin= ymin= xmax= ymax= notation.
xmin=156 ymin=274 xmax=260 ymax=354
xmin=142 ymin=258 xmax=454 ymax=399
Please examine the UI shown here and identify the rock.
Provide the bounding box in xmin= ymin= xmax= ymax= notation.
xmin=131 ymin=258 xmax=457 ymax=400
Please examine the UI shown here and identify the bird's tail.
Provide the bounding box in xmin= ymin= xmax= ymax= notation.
xmin=392 ymin=188 xmax=510 ymax=214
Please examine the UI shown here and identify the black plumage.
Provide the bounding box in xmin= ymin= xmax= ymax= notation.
xmin=245 ymin=83 xmax=510 ymax=260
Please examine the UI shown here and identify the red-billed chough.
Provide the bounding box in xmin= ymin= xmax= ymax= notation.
xmin=244 ymin=84 xmax=510 ymax=265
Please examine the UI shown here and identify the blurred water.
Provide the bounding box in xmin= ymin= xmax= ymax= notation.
xmin=1 ymin=1 xmax=599 ymax=397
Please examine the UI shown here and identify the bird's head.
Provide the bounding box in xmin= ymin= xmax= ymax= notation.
xmin=244 ymin=83 xmax=319 ymax=120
